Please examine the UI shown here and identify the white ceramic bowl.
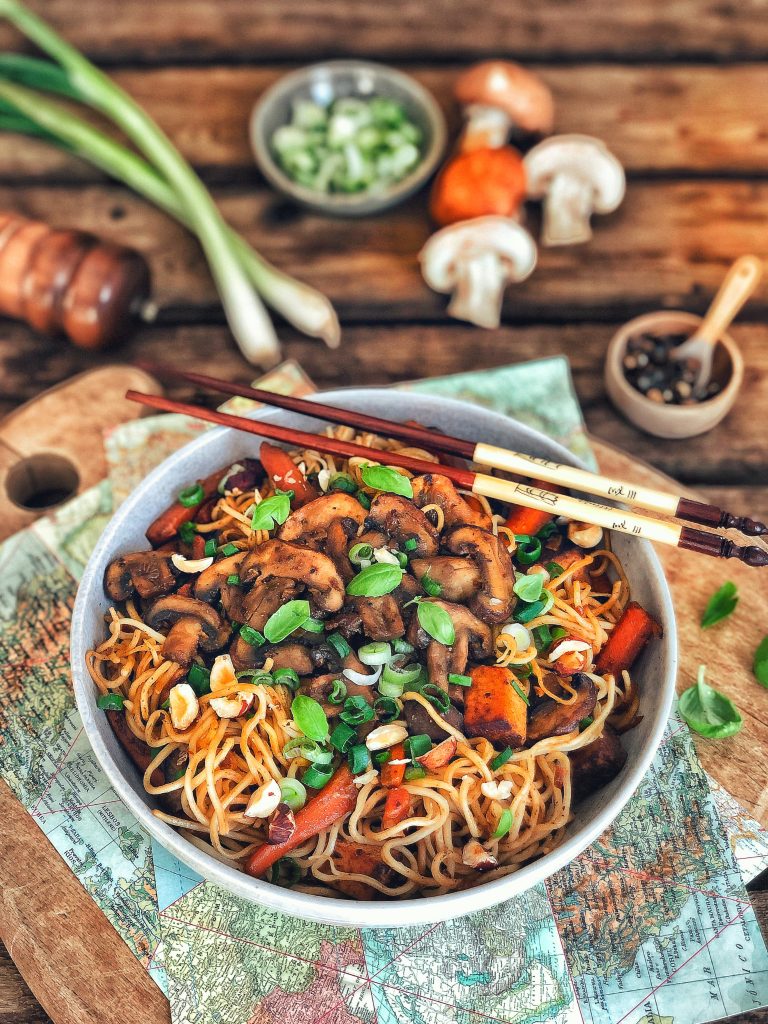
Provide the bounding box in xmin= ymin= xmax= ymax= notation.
xmin=70 ymin=390 xmax=677 ymax=928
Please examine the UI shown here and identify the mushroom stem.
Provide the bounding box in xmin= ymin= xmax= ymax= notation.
xmin=448 ymin=249 xmax=510 ymax=329
xmin=541 ymin=171 xmax=598 ymax=247
xmin=460 ymin=104 xmax=513 ymax=151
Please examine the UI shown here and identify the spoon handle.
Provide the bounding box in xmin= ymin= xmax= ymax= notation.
xmin=696 ymin=254 xmax=764 ymax=345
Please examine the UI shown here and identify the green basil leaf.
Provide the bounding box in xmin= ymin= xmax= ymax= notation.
xmin=678 ymin=665 xmax=743 ymax=739
xmin=360 ymin=464 xmax=413 ymax=499
xmin=416 ymin=601 xmax=455 ymax=646
xmin=513 ymin=572 xmax=544 ymax=603
xmin=263 ymin=599 xmax=311 ymax=643
xmin=346 ymin=563 xmax=404 ymax=597
xmin=291 ymin=694 xmax=330 ymax=742
xmin=700 ymin=581 xmax=739 ymax=629
xmin=753 ymin=636 xmax=768 ymax=688
xmin=251 ymin=492 xmax=292 ymax=531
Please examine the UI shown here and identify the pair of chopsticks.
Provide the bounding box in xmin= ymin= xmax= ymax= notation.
xmin=127 ymin=365 xmax=768 ymax=569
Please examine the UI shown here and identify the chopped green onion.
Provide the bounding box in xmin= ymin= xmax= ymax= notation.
xmin=264 ymin=599 xmax=311 ymax=643
xmin=220 ymin=542 xmax=239 ymax=556
xmin=358 ymin=641 xmax=392 ymax=666
xmin=509 ymin=678 xmax=530 ymax=706
xmin=490 ymin=747 xmax=513 ymax=771
xmin=291 ymin=694 xmax=329 ymax=742
xmin=327 ymin=679 xmax=347 ymax=705
xmin=422 ymin=684 xmax=450 ymax=714
xmin=279 ymin=777 xmax=307 ymax=810
xmin=420 ymin=571 xmax=442 ymax=597
xmin=327 ymin=632 xmax=351 ymax=658
xmin=513 ymin=573 xmax=544 ymax=603
xmin=283 ymin=737 xmax=333 ymax=764
xmin=203 ymin=539 xmax=217 ymax=558
xmin=97 ymin=692 xmax=124 ymax=711
xmin=374 ymin=696 xmax=402 ymax=722
xmin=329 ymin=473 xmax=357 ymax=494
xmin=404 ymin=734 xmax=431 ymax=760
xmin=533 ymin=624 xmax=552 ymax=650
xmin=187 ymin=663 xmax=212 ymax=696
xmin=404 ymin=764 xmax=427 ymax=781
xmin=239 ymin=624 xmax=266 ymax=648
xmin=380 ymin=661 xmax=421 ymax=696
xmin=273 ymin=667 xmax=301 ymax=691
xmin=235 ymin=670 xmax=272 ymax=685
xmin=355 ymin=490 xmax=371 ymax=510
xmin=349 ymin=542 xmax=373 ymax=565
xmin=302 ymin=762 xmax=333 ymax=789
xmin=178 ymin=482 xmax=204 ymax=507
xmin=403 ymin=538 xmax=418 ymax=552
xmin=226 ymin=573 xmax=241 ymax=586
xmin=492 ymin=809 xmax=514 ymax=839
xmin=514 ymin=596 xmax=551 ymax=623
xmin=347 ymin=743 xmax=371 ymax=775
xmin=302 ymin=617 xmax=325 ymax=634
xmin=373 ymin=750 xmax=391 ymax=765
xmin=447 ymin=673 xmax=472 ymax=687
xmin=579 ymin=716 xmax=594 ymax=731
xmin=330 ymin=721 xmax=357 ymax=753
xmin=516 ymin=536 xmax=542 ymax=565
xmin=392 ymin=639 xmax=414 ymax=655
xmin=516 ymin=662 xmax=533 ymax=679
xmin=339 ymin=695 xmax=375 ymax=726
xmin=546 ymin=561 xmax=564 ymax=578
xmin=395 ymin=551 xmax=409 ymax=569
xmin=536 ymin=521 xmax=559 ymax=540
xmin=178 ymin=521 xmax=198 ymax=543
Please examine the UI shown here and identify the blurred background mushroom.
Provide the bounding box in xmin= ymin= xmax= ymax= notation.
xmin=453 ymin=61 xmax=554 ymax=151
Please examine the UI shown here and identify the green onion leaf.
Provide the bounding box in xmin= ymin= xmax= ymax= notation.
xmin=374 ymin=696 xmax=402 ymax=721
xmin=373 ymin=750 xmax=391 ymax=765
xmin=349 ymin=542 xmax=374 ymax=565
xmin=302 ymin=762 xmax=333 ymax=789
xmin=178 ymin=521 xmax=198 ymax=543
xmin=513 ymin=573 xmax=544 ymax=603
xmin=302 ymin=617 xmax=325 ymax=634
xmin=279 ymin=777 xmax=307 ymax=810
xmin=330 ymin=721 xmax=357 ymax=753
xmin=283 ymin=737 xmax=333 ymax=764
xmin=516 ymin=536 xmax=542 ymax=565
xmin=360 ymin=464 xmax=413 ymax=498
xmin=678 ymin=665 xmax=743 ymax=739
xmin=753 ymin=636 xmax=768 ymax=688
xmin=404 ymin=764 xmax=427 ymax=781
xmin=701 ymin=581 xmax=739 ymax=629
xmin=536 ymin=521 xmax=559 ymax=540
xmin=97 ymin=692 xmax=124 ymax=711
xmin=273 ymin=667 xmax=301 ymax=691
xmin=347 ymin=743 xmax=371 ymax=775
xmin=420 ymin=571 xmax=442 ymax=597
xmin=447 ymin=673 xmax=472 ymax=687
xmin=226 ymin=573 xmax=241 ymax=586
xmin=358 ymin=641 xmax=392 ymax=666
xmin=404 ymin=734 xmax=431 ymax=760
xmin=533 ymin=624 xmax=552 ymax=651
xmin=403 ymin=538 xmax=418 ymax=552
xmin=327 ymin=632 xmax=351 ymax=658
xmin=204 ymin=538 xmax=217 ymax=558
xmin=264 ymin=599 xmax=311 ymax=643
xmin=545 ymin=561 xmax=564 ymax=578
xmin=579 ymin=716 xmax=594 ymax=731
xmin=346 ymin=563 xmax=404 ymax=598
xmin=327 ymin=679 xmax=348 ymax=705
xmin=239 ymin=624 xmax=266 ymax=648
xmin=178 ymin=482 xmax=204 ymax=507
xmin=490 ymin=747 xmax=513 ymax=771
xmin=421 ymin=684 xmax=450 ymax=714
xmin=251 ymin=492 xmax=292 ymax=531
xmin=235 ymin=670 xmax=273 ymax=685
xmin=492 ymin=809 xmax=514 ymax=839
xmin=416 ymin=601 xmax=455 ymax=646
xmin=355 ymin=490 xmax=371 ymax=510
xmin=187 ymin=663 xmax=211 ymax=696
xmin=339 ymin=695 xmax=375 ymax=726
xmin=514 ymin=596 xmax=550 ymax=624
xmin=291 ymin=694 xmax=329 ymax=742
xmin=218 ymin=543 xmax=238 ymax=557
xmin=392 ymin=638 xmax=414 ymax=655
xmin=509 ymin=677 xmax=530 ymax=706
xmin=395 ymin=551 xmax=409 ymax=569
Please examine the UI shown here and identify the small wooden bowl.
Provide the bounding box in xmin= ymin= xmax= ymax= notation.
xmin=605 ymin=310 xmax=743 ymax=439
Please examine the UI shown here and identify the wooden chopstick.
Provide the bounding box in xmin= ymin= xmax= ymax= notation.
xmin=137 ymin=362 xmax=766 ymax=539
xmin=126 ymin=389 xmax=768 ymax=568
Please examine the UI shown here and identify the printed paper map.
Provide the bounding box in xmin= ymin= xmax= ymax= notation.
xmin=0 ymin=357 xmax=766 ymax=1024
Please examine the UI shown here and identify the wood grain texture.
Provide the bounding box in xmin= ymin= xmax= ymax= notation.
xmin=0 ymin=320 xmax=765 ymax=485
xmin=2 ymin=0 xmax=768 ymax=62
xmin=3 ymin=63 xmax=768 ymax=181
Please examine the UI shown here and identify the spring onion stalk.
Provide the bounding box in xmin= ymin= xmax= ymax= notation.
xmin=0 ymin=6 xmax=340 ymax=354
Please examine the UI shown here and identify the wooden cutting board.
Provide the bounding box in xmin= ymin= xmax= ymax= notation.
xmin=0 ymin=400 xmax=764 ymax=1024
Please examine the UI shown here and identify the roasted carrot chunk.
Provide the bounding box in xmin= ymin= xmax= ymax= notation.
xmin=380 ymin=743 xmax=407 ymax=788
xmin=381 ymin=786 xmax=412 ymax=830
xmin=464 ymin=665 xmax=527 ymax=748
xmin=595 ymin=601 xmax=662 ymax=677
xmin=503 ymin=478 xmax=564 ymax=538
xmin=146 ymin=468 xmax=222 ymax=547
xmin=259 ymin=442 xmax=317 ymax=507
xmin=245 ymin=765 xmax=359 ymax=878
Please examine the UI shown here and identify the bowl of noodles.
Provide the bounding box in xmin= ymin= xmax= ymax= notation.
xmin=70 ymin=389 xmax=676 ymax=928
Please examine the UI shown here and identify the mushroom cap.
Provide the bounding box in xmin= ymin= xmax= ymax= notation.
xmin=419 ymin=217 xmax=537 ymax=293
xmin=524 ymin=134 xmax=625 ymax=212
xmin=454 ymin=61 xmax=554 ymax=134
xmin=145 ymin=595 xmax=228 ymax=651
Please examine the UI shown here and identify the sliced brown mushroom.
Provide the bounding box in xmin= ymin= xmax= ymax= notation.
xmin=240 ymin=539 xmax=345 ymax=613
xmin=278 ymin=493 xmax=366 ymax=548
xmin=404 ymin=697 xmax=464 ymax=742
xmin=365 ymin=493 xmax=439 ymax=557
xmin=325 ymin=517 xmax=360 ymax=583
xmin=104 ymin=550 xmax=177 ymax=602
xmin=407 ymin=599 xmax=493 ymax=692
xmin=527 ymin=672 xmax=598 ymax=744
xmin=146 ymin=595 xmax=230 ymax=667
xmin=231 ymin=638 xmax=314 ymax=674
xmin=241 ymin=577 xmax=301 ymax=631
xmin=445 ymin=526 xmax=515 ymax=624
xmin=194 ymin=552 xmax=247 ymax=620
xmin=569 ymin=724 xmax=627 ymax=802
xmin=411 ymin=473 xmax=492 ymax=530
xmin=410 ymin=556 xmax=481 ymax=602
xmin=353 ymin=595 xmax=404 ymax=641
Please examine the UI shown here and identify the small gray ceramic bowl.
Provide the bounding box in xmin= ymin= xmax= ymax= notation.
xmin=70 ymin=390 xmax=677 ymax=929
xmin=250 ymin=61 xmax=447 ymax=216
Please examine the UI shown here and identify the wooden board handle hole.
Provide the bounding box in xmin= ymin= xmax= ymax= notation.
xmin=5 ymin=453 xmax=80 ymax=511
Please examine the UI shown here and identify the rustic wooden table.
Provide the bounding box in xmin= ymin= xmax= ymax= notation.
xmin=1 ymin=2 xmax=767 ymax=1021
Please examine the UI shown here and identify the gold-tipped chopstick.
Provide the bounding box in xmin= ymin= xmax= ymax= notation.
xmin=137 ymin=362 xmax=767 ymax=538
xmin=126 ymin=389 xmax=768 ymax=568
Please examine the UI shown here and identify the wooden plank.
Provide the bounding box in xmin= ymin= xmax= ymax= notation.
xmin=2 ymin=0 xmax=768 ymax=62
xmin=2 ymin=181 xmax=768 ymax=324
xmin=3 ymin=64 xmax=768 ymax=182
xmin=0 ymin=320 xmax=765 ymax=484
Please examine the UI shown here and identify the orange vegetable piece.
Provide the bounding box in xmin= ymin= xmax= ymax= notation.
xmin=429 ymin=147 xmax=526 ymax=226
xmin=146 ymin=468 xmax=223 ymax=547
xmin=465 ymin=665 xmax=528 ymax=748
xmin=381 ymin=786 xmax=412 ymax=830
xmin=380 ymin=743 xmax=406 ymax=788
xmin=259 ymin=441 xmax=317 ymax=507
xmin=245 ymin=765 xmax=359 ymax=878
xmin=594 ymin=601 xmax=662 ymax=677
xmin=503 ymin=478 xmax=564 ymax=537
